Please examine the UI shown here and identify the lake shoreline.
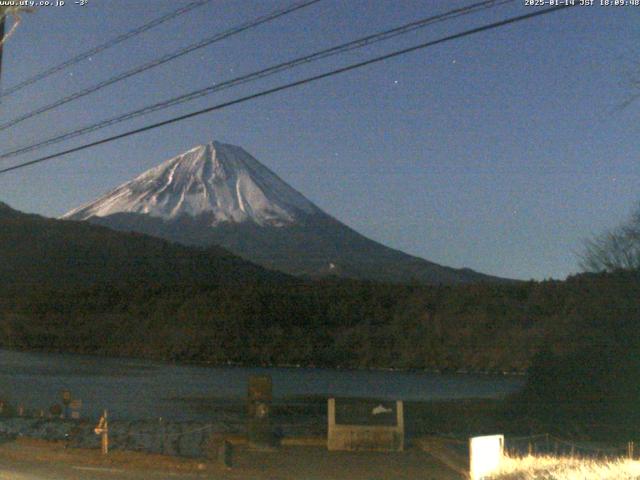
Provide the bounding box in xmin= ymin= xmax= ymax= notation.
xmin=0 ymin=348 xmax=525 ymax=424
xmin=0 ymin=345 xmax=528 ymax=377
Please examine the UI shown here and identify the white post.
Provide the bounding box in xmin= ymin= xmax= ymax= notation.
xmin=327 ymin=398 xmax=336 ymax=449
xmin=102 ymin=410 xmax=109 ymax=455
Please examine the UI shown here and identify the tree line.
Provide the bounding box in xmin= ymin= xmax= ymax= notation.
xmin=1 ymin=271 xmax=637 ymax=375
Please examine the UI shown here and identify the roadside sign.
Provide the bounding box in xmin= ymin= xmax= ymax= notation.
xmin=70 ymin=398 xmax=82 ymax=419
xmin=469 ymin=434 xmax=504 ymax=480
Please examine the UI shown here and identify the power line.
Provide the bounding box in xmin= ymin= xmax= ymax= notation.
xmin=0 ymin=4 xmax=574 ymax=177
xmin=0 ymin=0 xmax=214 ymax=99
xmin=0 ymin=0 xmax=321 ymax=132
xmin=0 ymin=0 xmax=513 ymax=161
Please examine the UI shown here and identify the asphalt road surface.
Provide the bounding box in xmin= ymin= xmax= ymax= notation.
xmin=0 ymin=438 xmax=462 ymax=480
xmin=0 ymin=461 xmax=206 ymax=480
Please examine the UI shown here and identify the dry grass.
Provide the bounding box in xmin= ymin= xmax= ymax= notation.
xmin=490 ymin=454 xmax=640 ymax=480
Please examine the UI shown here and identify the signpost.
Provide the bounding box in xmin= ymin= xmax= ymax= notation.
xmin=70 ymin=399 xmax=82 ymax=419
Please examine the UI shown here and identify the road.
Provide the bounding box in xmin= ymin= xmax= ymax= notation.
xmin=0 ymin=437 xmax=463 ymax=480
xmin=0 ymin=439 xmax=209 ymax=480
xmin=0 ymin=461 xmax=206 ymax=480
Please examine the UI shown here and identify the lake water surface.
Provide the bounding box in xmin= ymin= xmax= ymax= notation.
xmin=0 ymin=349 xmax=524 ymax=421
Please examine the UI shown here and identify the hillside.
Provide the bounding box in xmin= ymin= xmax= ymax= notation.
xmin=0 ymin=202 xmax=287 ymax=287
xmin=1 ymin=202 xmax=636 ymax=377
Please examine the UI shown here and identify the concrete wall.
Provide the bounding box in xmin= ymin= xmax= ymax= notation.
xmin=327 ymin=398 xmax=404 ymax=452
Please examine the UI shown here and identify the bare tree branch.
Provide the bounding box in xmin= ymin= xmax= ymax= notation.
xmin=618 ymin=60 xmax=640 ymax=111
xmin=580 ymin=202 xmax=640 ymax=272
xmin=0 ymin=6 xmax=33 ymax=47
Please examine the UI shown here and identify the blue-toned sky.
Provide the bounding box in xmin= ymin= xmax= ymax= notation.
xmin=0 ymin=0 xmax=638 ymax=280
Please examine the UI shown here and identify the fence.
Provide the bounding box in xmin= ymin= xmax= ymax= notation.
xmin=1 ymin=398 xmax=638 ymax=463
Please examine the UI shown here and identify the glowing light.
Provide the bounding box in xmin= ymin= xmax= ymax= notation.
xmin=469 ymin=434 xmax=504 ymax=480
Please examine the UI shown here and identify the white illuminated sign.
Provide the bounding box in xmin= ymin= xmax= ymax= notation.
xmin=469 ymin=434 xmax=504 ymax=480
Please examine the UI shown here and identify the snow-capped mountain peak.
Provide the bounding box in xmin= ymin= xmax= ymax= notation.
xmin=62 ymin=140 xmax=505 ymax=284
xmin=63 ymin=141 xmax=320 ymax=226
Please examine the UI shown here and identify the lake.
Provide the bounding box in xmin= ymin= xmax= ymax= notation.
xmin=0 ymin=349 xmax=524 ymax=421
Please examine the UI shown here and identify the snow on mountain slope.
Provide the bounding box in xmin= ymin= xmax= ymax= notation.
xmin=63 ymin=141 xmax=320 ymax=226
xmin=63 ymin=140 xmax=508 ymax=284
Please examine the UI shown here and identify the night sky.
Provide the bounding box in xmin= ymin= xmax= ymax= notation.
xmin=0 ymin=0 xmax=638 ymax=280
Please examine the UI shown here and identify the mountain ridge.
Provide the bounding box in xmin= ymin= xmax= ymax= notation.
xmin=0 ymin=201 xmax=287 ymax=288
xmin=64 ymin=141 xmax=509 ymax=285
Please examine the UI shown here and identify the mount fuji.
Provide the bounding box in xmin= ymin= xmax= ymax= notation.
xmin=63 ymin=141 xmax=501 ymax=284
